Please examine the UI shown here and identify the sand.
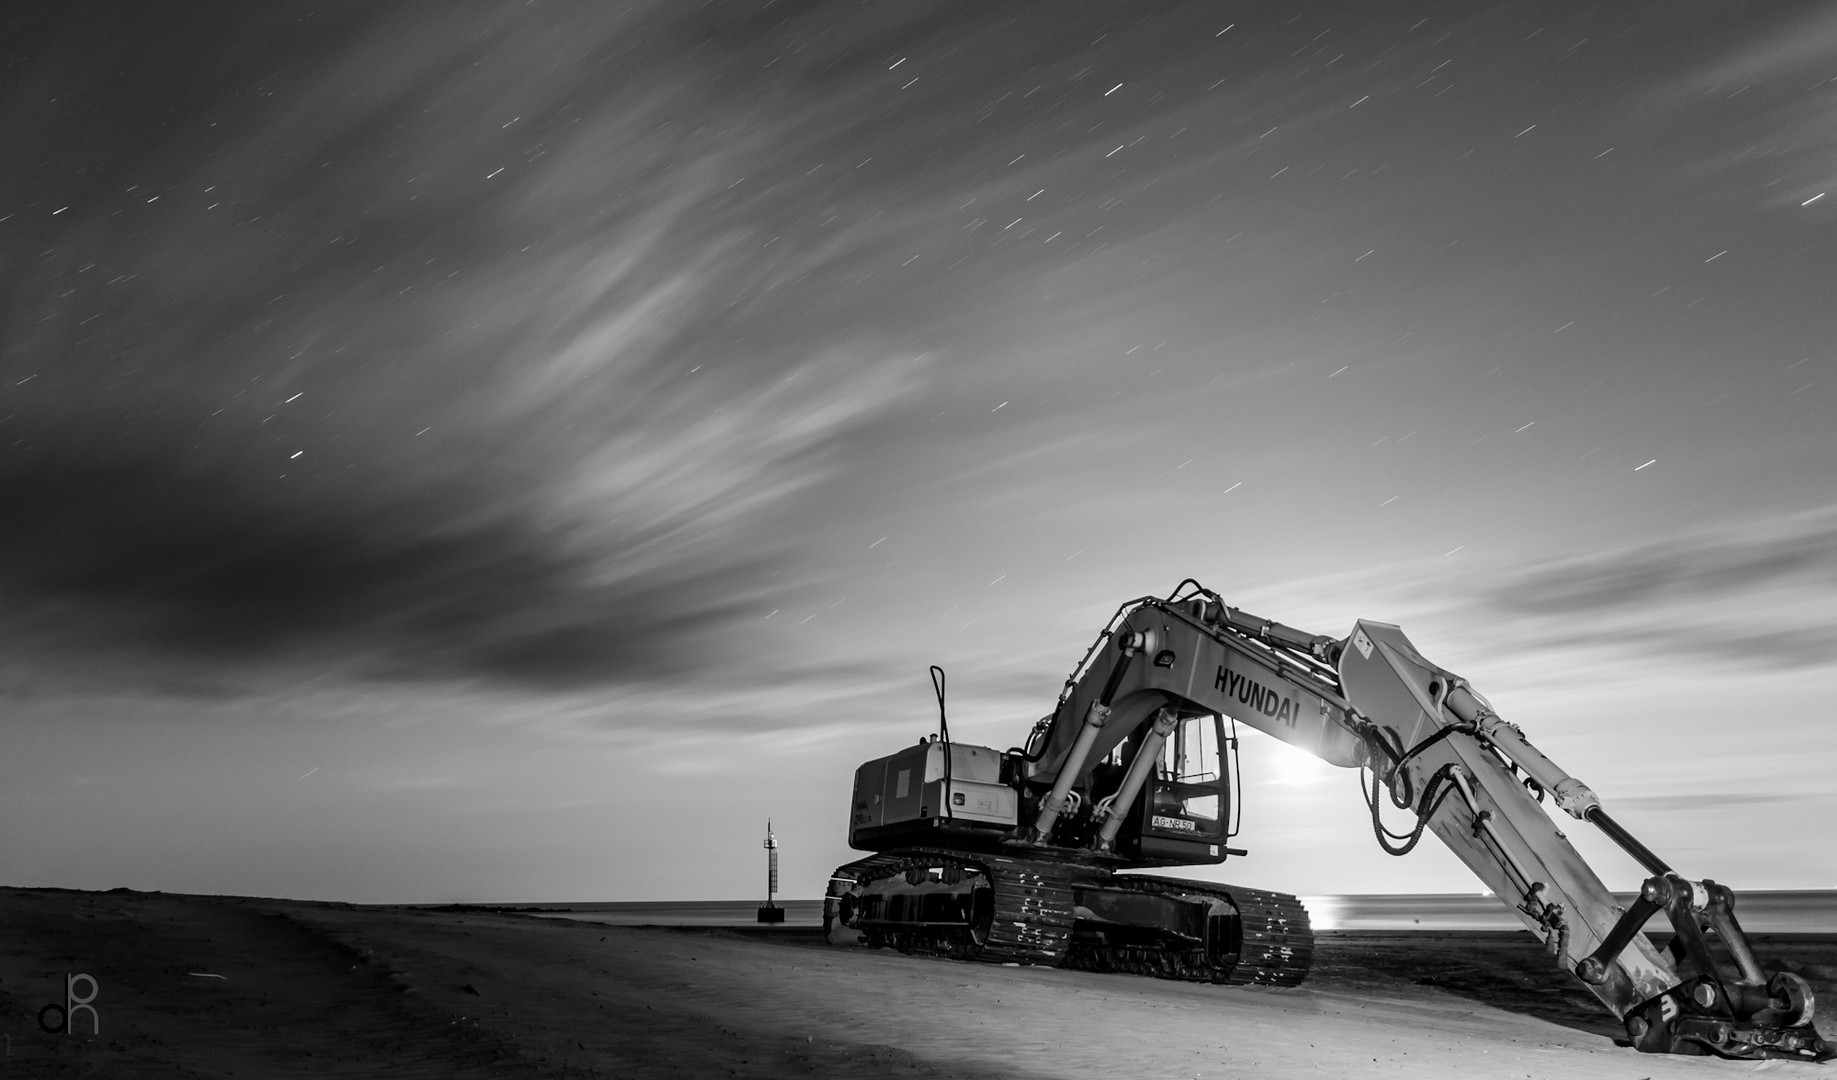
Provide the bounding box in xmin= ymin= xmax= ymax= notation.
xmin=3 ymin=886 xmax=1833 ymax=1078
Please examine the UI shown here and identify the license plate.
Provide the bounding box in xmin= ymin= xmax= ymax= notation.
xmin=1151 ymin=814 xmax=1196 ymax=832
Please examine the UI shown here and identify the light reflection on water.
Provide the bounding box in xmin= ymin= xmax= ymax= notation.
xmin=1300 ymin=891 xmax=1837 ymax=931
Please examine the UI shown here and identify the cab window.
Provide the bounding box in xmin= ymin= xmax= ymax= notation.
xmin=1152 ymin=715 xmax=1225 ymax=828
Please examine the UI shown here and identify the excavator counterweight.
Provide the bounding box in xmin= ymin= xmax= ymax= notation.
xmin=824 ymin=581 xmax=1831 ymax=1062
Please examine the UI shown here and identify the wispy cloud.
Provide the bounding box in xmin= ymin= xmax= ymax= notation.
xmin=1664 ymin=6 xmax=1837 ymax=89
xmin=1631 ymin=5 xmax=1837 ymax=207
xmin=1215 ymin=506 xmax=1837 ymax=693
xmin=1478 ymin=506 xmax=1837 ymax=671
xmin=1613 ymin=793 xmax=1801 ymax=812
xmin=0 ymin=3 xmax=927 ymax=695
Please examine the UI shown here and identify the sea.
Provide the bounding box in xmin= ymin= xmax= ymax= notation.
xmin=454 ymin=890 xmax=1837 ymax=932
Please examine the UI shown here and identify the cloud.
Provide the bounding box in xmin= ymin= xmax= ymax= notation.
xmin=0 ymin=2 xmax=932 ymax=695
xmin=1476 ymin=506 xmax=1837 ymax=670
xmin=0 ymin=336 xmax=916 ymax=692
xmin=1613 ymin=793 xmax=1802 ymax=812
xmin=0 ymin=454 xmax=719 ymax=685
xmin=1630 ymin=6 xmax=1837 ymax=208
xmin=1209 ymin=506 xmax=1837 ymax=693
xmin=1488 ymin=515 xmax=1837 ymax=613
xmin=1669 ymin=6 xmax=1837 ymax=89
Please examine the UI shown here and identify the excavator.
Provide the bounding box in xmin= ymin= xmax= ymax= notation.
xmin=824 ymin=580 xmax=1831 ymax=1062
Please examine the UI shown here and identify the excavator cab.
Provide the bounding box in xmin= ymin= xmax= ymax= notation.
xmin=1124 ymin=712 xmax=1236 ymax=864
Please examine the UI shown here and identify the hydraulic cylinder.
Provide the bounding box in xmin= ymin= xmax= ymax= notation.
xmin=1028 ymin=700 xmax=1111 ymax=842
xmin=1093 ymin=708 xmax=1178 ymax=852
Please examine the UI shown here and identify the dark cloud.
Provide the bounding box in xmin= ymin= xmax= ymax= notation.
xmin=1 ymin=1 xmax=944 ymax=693
xmin=0 ymin=449 xmax=768 ymax=688
xmin=1473 ymin=623 xmax=1837 ymax=673
xmin=1485 ymin=511 xmax=1837 ymax=615
xmin=1612 ymin=793 xmax=1803 ymax=812
xmin=1470 ymin=510 xmax=1837 ymax=671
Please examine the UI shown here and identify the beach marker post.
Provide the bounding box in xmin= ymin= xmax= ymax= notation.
xmin=758 ymin=818 xmax=784 ymax=923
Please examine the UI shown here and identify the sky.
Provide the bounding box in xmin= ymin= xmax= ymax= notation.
xmin=1 ymin=0 xmax=1834 ymax=904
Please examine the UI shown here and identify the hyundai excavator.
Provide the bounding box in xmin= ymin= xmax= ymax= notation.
xmin=824 ymin=581 xmax=1831 ymax=1062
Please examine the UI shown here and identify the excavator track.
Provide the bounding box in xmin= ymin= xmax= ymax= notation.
xmin=1224 ymin=883 xmax=1314 ymax=986
xmin=1072 ymin=875 xmax=1313 ymax=987
xmin=826 ymin=849 xmax=1311 ymax=986
xmin=827 ymin=849 xmax=1078 ymax=964
xmin=979 ymin=852 xmax=1081 ymax=964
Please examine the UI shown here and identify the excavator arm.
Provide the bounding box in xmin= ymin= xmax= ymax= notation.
xmin=1021 ymin=581 xmax=1829 ymax=1062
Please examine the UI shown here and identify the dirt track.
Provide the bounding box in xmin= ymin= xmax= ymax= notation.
xmin=2 ymin=887 xmax=1833 ymax=1077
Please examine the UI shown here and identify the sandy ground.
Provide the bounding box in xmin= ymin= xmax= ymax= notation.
xmin=3 ymin=887 xmax=1834 ymax=1078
